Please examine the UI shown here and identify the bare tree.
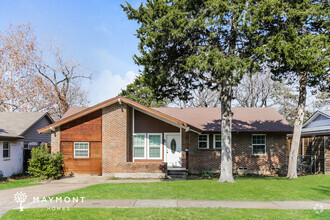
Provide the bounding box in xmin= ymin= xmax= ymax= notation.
xmin=0 ymin=24 xmax=41 ymax=112
xmin=35 ymin=44 xmax=92 ymax=120
xmin=233 ymin=70 xmax=274 ymax=108
xmin=174 ymin=88 xmax=221 ymax=108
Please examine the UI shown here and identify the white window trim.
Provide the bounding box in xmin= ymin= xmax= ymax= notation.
xmin=74 ymin=142 xmax=90 ymax=158
xmin=213 ymin=134 xmax=221 ymax=149
xmin=252 ymin=134 xmax=266 ymax=155
xmin=3 ymin=142 xmax=10 ymax=158
xmin=147 ymin=133 xmax=162 ymax=160
xmin=133 ymin=133 xmax=147 ymax=160
xmin=198 ymin=134 xmax=209 ymax=149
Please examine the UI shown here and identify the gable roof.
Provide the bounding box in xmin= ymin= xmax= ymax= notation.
xmin=154 ymin=107 xmax=292 ymax=132
xmin=62 ymin=107 xmax=88 ymax=119
xmin=300 ymin=110 xmax=330 ymax=136
xmin=41 ymin=96 xmax=292 ymax=134
xmin=0 ymin=112 xmax=54 ymax=139
xmin=38 ymin=96 xmax=191 ymax=134
xmin=303 ymin=110 xmax=330 ymax=128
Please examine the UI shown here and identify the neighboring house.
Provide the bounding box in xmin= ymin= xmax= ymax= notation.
xmin=0 ymin=112 xmax=53 ymax=177
xmin=288 ymin=110 xmax=330 ymax=174
xmin=39 ymin=96 xmax=292 ymax=178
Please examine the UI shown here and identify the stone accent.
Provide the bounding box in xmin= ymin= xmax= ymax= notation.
xmin=50 ymin=128 xmax=60 ymax=153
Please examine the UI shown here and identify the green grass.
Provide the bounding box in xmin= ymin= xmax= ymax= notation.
xmin=0 ymin=177 xmax=44 ymax=190
xmin=53 ymin=175 xmax=330 ymax=201
xmin=2 ymin=208 xmax=329 ymax=219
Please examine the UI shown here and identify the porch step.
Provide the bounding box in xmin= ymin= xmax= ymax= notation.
xmin=167 ymin=168 xmax=187 ymax=180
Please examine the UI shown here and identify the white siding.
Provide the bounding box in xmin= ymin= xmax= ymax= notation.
xmin=0 ymin=141 xmax=23 ymax=177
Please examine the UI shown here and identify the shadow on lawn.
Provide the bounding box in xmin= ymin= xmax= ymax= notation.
xmin=310 ymin=186 xmax=330 ymax=195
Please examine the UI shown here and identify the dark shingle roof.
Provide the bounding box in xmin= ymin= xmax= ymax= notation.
xmin=62 ymin=105 xmax=292 ymax=133
xmin=153 ymin=107 xmax=292 ymax=132
xmin=0 ymin=112 xmax=49 ymax=138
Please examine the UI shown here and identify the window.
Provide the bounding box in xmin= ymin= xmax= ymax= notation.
xmin=148 ymin=134 xmax=162 ymax=159
xmin=3 ymin=142 xmax=10 ymax=158
xmin=24 ymin=142 xmax=29 ymax=149
xmin=252 ymin=135 xmax=266 ymax=155
xmin=133 ymin=134 xmax=146 ymax=158
xmin=214 ymin=134 xmax=221 ymax=149
xmin=198 ymin=135 xmax=209 ymax=149
xmin=74 ymin=142 xmax=89 ymax=158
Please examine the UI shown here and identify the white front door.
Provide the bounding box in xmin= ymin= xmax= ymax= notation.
xmin=165 ymin=134 xmax=182 ymax=167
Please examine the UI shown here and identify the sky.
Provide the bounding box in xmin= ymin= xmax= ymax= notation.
xmin=0 ymin=0 xmax=145 ymax=105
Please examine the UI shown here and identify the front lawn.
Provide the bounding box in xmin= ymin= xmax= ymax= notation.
xmin=0 ymin=177 xmax=44 ymax=190
xmin=53 ymin=175 xmax=330 ymax=201
xmin=3 ymin=208 xmax=329 ymax=219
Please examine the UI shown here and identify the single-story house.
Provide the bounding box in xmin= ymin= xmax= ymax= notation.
xmin=39 ymin=96 xmax=292 ymax=178
xmin=0 ymin=112 xmax=53 ymax=177
xmin=287 ymin=110 xmax=330 ymax=174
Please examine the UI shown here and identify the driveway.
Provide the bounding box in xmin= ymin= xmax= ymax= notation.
xmin=0 ymin=176 xmax=108 ymax=217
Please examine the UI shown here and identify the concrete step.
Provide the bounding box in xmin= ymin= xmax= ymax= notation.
xmin=167 ymin=168 xmax=187 ymax=176
xmin=167 ymin=174 xmax=187 ymax=180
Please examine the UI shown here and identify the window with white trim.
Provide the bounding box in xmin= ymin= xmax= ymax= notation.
xmin=148 ymin=134 xmax=161 ymax=158
xmin=3 ymin=142 xmax=10 ymax=158
xmin=252 ymin=135 xmax=266 ymax=155
xmin=74 ymin=142 xmax=89 ymax=158
xmin=214 ymin=134 xmax=221 ymax=149
xmin=198 ymin=135 xmax=209 ymax=149
xmin=133 ymin=134 xmax=146 ymax=158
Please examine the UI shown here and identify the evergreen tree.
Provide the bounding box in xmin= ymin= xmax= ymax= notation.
xmin=122 ymin=0 xmax=269 ymax=182
xmin=119 ymin=76 xmax=168 ymax=107
xmin=256 ymin=0 xmax=329 ymax=178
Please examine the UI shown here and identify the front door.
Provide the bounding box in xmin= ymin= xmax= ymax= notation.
xmin=165 ymin=134 xmax=182 ymax=167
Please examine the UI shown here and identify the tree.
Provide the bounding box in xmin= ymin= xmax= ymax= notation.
xmin=257 ymin=0 xmax=329 ymax=178
xmin=0 ymin=24 xmax=42 ymax=112
xmin=174 ymin=87 xmax=221 ymax=108
xmin=119 ymin=75 xmax=168 ymax=107
xmin=35 ymin=44 xmax=92 ymax=120
xmin=313 ymin=91 xmax=330 ymax=110
xmin=234 ymin=69 xmax=275 ymax=108
xmin=123 ymin=0 xmax=267 ymax=182
xmin=0 ymin=24 xmax=91 ymax=120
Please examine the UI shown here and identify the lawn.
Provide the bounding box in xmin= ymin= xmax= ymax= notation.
xmin=0 ymin=177 xmax=44 ymax=190
xmin=3 ymin=208 xmax=329 ymax=219
xmin=53 ymin=175 xmax=330 ymax=201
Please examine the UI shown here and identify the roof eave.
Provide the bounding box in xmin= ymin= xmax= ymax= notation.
xmin=39 ymin=96 xmax=191 ymax=134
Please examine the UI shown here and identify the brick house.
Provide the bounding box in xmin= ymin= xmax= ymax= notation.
xmin=39 ymin=96 xmax=292 ymax=178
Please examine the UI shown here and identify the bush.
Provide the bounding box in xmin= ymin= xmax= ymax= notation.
xmin=28 ymin=146 xmax=63 ymax=179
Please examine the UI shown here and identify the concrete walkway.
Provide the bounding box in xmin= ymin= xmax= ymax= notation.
xmin=22 ymin=199 xmax=330 ymax=210
xmin=0 ymin=176 xmax=108 ymax=217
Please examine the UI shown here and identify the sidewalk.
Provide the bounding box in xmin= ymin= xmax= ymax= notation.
xmin=23 ymin=199 xmax=330 ymax=210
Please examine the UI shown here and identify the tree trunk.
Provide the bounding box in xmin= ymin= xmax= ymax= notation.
xmin=287 ymin=72 xmax=307 ymax=179
xmin=218 ymin=77 xmax=235 ymax=183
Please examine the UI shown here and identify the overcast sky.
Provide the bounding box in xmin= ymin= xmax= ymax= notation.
xmin=0 ymin=0 xmax=145 ymax=105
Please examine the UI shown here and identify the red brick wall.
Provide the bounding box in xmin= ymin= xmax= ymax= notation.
xmin=185 ymin=131 xmax=287 ymax=174
xmin=50 ymin=128 xmax=60 ymax=153
xmin=102 ymin=103 xmax=166 ymax=176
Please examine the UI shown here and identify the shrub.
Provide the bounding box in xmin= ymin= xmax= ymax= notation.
xmin=28 ymin=146 xmax=63 ymax=179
